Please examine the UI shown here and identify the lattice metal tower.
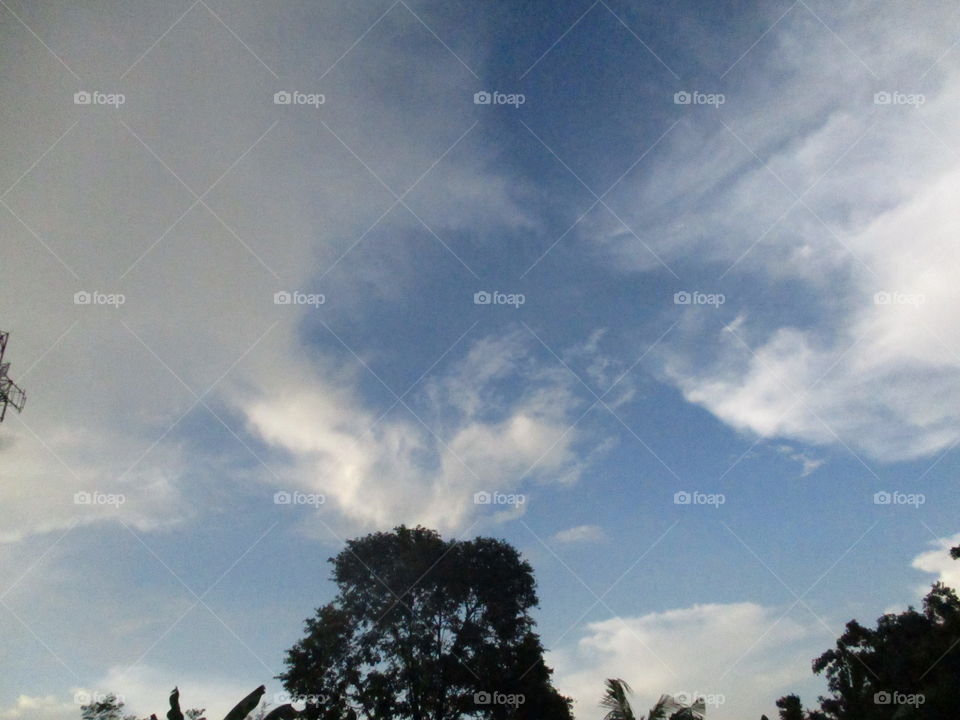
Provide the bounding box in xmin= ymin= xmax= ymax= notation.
xmin=0 ymin=331 xmax=26 ymax=422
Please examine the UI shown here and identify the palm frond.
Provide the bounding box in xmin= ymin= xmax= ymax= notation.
xmin=645 ymin=695 xmax=670 ymax=720
xmin=600 ymin=678 xmax=637 ymax=720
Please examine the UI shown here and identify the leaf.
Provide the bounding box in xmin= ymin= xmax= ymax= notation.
xmin=168 ymin=688 xmax=184 ymax=720
xmin=262 ymin=705 xmax=299 ymax=720
xmin=222 ymin=686 xmax=266 ymax=720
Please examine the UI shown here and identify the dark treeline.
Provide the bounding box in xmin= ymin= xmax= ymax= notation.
xmin=82 ymin=530 xmax=960 ymax=720
xmin=764 ymin=544 xmax=960 ymax=720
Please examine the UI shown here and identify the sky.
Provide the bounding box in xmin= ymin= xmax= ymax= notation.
xmin=2 ymin=1 xmax=960 ymax=719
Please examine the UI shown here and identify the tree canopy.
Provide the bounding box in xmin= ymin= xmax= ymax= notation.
xmin=772 ymin=545 xmax=960 ymax=719
xmin=278 ymin=525 xmax=572 ymax=720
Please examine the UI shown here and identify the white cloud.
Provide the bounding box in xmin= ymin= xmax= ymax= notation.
xmin=0 ymin=419 xmax=190 ymax=544
xmin=552 ymin=525 xmax=605 ymax=544
xmin=0 ymin=667 xmax=275 ymax=720
xmin=552 ymin=603 xmax=824 ymax=720
xmin=2 ymin=662 xmax=291 ymax=720
xmin=92 ymin=665 xmax=269 ymax=720
xmin=0 ymin=695 xmax=75 ymax=720
xmin=0 ymin=0 xmax=542 ymax=544
xmin=911 ymin=533 xmax=960 ymax=593
xmin=665 ymin=164 xmax=960 ymax=461
xmin=560 ymin=329 xmax=637 ymax=409
xmin=592 ymin=2 xmax=960 ymax=462
xmin=776 ymin=445 xmax=824 ymax=478
xmin=239 ymin=329 xmax=588 ymax=533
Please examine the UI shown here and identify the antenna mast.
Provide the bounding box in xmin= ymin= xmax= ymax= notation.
xmin=0 ymin=332 xmax=26 ymax=422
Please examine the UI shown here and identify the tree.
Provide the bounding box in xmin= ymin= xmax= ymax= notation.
xmin=807 ymin=582 xmax=960 ymax=719
xmin=774 ymin=548 xmax=960 ymax=719
xmin=600 ymin=679 xmax=636 ymax=720
xmin=598 ymin=681 xmax=702 ymax=720
xmin=775 ymin=695 xmax=804 ymax=720
xmin=80 ymin=694 xmax=137 ymax=720
xmin=80 ymin=692 xmax=205 ymax=720
xmin=80 ymin=687 xmax=275 ymax=720
xmin=224 ymin=687 xmax=266 ymax=720
xmin=278 ymin=525 xmax=572 ymax=720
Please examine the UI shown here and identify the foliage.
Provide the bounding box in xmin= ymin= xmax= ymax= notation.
xmin=278 ymin=525 xmax=572 ymax=720
xmin=775 ymin=695 xmax=805 ymax=720
xmin=598 ymin=681 xmax=702 ymax=720
xmin=772 ymin=547 xmax=960 ymax=718
xmin=600 ymin=679 xmax=636 ymax=720
xmin=79 ymin=693 xmax=204 ymax=720
xmin=223 ymin=687 xmax=266 ymax=720
xmin=80 ymin=694 xmax=139 ymax=720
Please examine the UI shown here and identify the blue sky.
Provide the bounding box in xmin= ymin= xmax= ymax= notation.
xmin=3 ymin=2 xmax=960 ymax=719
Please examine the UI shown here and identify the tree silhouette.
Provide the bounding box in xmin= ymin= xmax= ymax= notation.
xmin=80 ymin=694 xmax=138 ymax=720
xmin=600 ymin=679 xmax=637 ymax=720
xmin=80 ymin=691 xmax=207 ymax=720
xmin=773 ymin=549 xmax=960 ymax=718
xmin=775 ymin=695 xmax=805 ymax=720
xmin=598 ymin=680 xmax=703 ymax=720
xmin=278 ymin=525 xmax=572 ymax=720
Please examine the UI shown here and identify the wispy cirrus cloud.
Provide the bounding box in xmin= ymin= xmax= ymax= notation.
xmin=239 ymin=328 xmax=591 ymax=534
xmin=552 ymin=524 xmax=605 ymax=544
xmin=589 ymin=1 xmax=960 ymax=462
